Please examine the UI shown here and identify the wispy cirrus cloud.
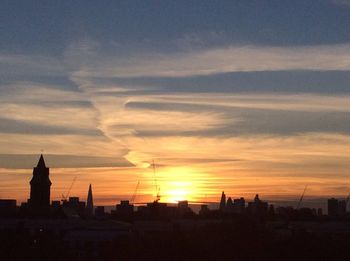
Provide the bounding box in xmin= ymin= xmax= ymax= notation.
xmin=0 ymin=54 xmax=65 ymax=78
xmin=2 ymin=40 xmax=350 ymax=197
xmin=71 ymin=43 xmax=350 ymax=79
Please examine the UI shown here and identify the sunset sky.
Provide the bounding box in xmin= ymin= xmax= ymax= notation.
xmin=1 ymin=1 xmax=350 ymax=206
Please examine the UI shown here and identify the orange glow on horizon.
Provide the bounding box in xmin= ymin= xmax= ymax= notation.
xmin=152 ymin=167 xmax=207 ymax=203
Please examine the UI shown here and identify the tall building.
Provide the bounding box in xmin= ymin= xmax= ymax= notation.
xmin=338 ymin=200 xmax=347 ymax=217
xmin=219 ymin=191 xmax=226 ymax=211
xmin=247 ymin=194 xmax=268 ymax=216
xmin=226 ymin=197 xmax=234 ymax=212
xmin=328 ymin=198 xmax=339 ymax=217
xmin=328 ymin=198 xmax=346 ymax=217
xmin=86 ymin=184 xmax=94 ymax=216
xmin=233 ymin=197 xmax=246 ymax=213
xmin=29 ymin=154 xmax=51 ymax=211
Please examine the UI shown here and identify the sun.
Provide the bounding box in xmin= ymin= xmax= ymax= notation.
xmin=153 ymin=167 xmax=205 ymax=203
xmin=162 ymin=182 xmax=192 ymax=203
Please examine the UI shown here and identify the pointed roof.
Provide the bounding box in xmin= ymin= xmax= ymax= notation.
xmin=88 ymin=184 xmax=93 ymax=197
xmin=87 ymin=184 xmax=93 ymax=208
xmin=37 ymin=154 xmax=46 ymax=168
xmin=219 ymin=191 xmax=226 ymax=210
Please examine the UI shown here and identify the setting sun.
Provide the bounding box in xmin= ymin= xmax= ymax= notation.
xmin=149 ymin=166 xmax=206 ymax=203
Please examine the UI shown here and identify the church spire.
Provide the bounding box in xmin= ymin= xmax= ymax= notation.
xmin=37 ymin=154 xmax=46 ymax=168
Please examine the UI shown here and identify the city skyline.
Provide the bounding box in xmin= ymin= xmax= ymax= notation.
xmin=2 ymin=153 xmax=348 ymax=220
xmin=1 ymin=153 xmax=348 ymax=211
xmin=1 ymin=1 xmax=350 ymax=206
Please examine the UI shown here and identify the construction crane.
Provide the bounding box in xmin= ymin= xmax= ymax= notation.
xmin=152 ymin=160 xmax=160 ymax=202
xmin=61 ymin=175 xmax=78 ymax=201
xmin=130 ymin=181 xmax=140 ymax=204
xmin=296 ymin=185 xmax=308 ymax=209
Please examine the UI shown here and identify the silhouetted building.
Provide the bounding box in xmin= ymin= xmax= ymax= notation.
xmin=113 ymin=200 xmax=134 ymax=220
xmin=86 ymin=184 xmax=94 ymax=216
xmin=51 ymin=200 xmax=61 ymax=209
xmin=62 ymin=197 xmax=86 ymax=218
xmin=338 ymin=200 xmax=347 ymax=217
xmin=95 ymin=206 xmax=106 ymax=219
xmin=247 ymin=194 xmax=268 ymax=216
xmin=294 ymin=207 xmax=317 ymax=221
xmin=137 ymin=201 xmax=177 ymax=219
xmin=233 ymin=197 xmax=245 ymax=213
xmin=226 ymin=197 xmax=234 ymax=212
xmin=268 ymin=204 xmax=275 ymax=218
xmin=199 ymin=204 xmax=209 ymax=216
xmin=0 ymin=199 xmax=16 ymax=217
xmin=328 ymin=198 xmax=338 ymax=217
xmin=275 ymin=206 xmax=294 ymax=218
xmin=29 ymin=154 xmax=51 ymax=213
xmin=328 ymin=198 xmax=346 ymax=217
xmin=219 ymin=191 xmax=226 ymax=211
xmin=18 ymin=202 xmax=29 ymax=217
xmin=178 ymin=200 xmax=193 ymax=217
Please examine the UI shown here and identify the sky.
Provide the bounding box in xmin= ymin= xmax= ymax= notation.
xmin=1 ymin=0 xmax=350 ymax=206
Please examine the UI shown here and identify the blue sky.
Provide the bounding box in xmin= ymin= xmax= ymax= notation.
xmin=1 ymin=1 xmax=350 ymax=203
xmin=2 ymin=0 xmax=350 ymax=53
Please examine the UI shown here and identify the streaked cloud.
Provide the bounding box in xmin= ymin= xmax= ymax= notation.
xmin=0 ymin=54 xmax=65 ymax=78
xmin=0 ymin=154 xmax=133 ymax=169
xmin=71 ymin=43 xmax=350 ymax=78
xmin=1 ymin=38 xmax=350 ymax=202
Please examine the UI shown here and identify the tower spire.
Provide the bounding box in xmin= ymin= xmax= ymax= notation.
xmin=87 ymin=184 xmax=94 ymax=216
xmin=29 ymin=154 xmax=51 ymax=214
xmin=219 ymin=191 xmax=226 ymax=211
xmin=37 ymin=154 xmax=46 ymax=168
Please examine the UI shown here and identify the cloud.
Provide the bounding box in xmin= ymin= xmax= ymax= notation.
xmin=0 ymin=81 xmax=85 ymax=102
xmin=69 ymin=87 xmax=350 ymax=128
xmin=122 ymin=132 xmax=350 ymax=179
xmin=0 ymin=82 xmax=101 ymax=133
xmin=0 ymin=54 xmax=65 ymax=78
xmin=93 ymin=70 xmax=350 ymax=94
xmin=0 ymin=117 xmax=101 ymax=136
xmin=0 ymin=154 xmax=133 ymax=169
xmin=2 ymin=40 xmax=350 ymax=196
xmin=71 ymin=43 xmax=350 ymax=79
xmin=121 ymin=98 xmax=350 ymax=137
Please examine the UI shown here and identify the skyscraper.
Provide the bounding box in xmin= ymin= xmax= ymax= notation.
xmin=219 ymin=191 xmax=226 ymax=211
xmin=86 ymin=184 xmax=94 ymax=216
xmin=29 ymin=154 xmax=51 ymax=212
xmin=328 ymin=198 xmax=346 ymax=217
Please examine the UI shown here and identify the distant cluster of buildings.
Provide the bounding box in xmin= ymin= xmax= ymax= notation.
xmin=0 ymin=155 xmax=349 ymax=221
xmin=217 ymin=192 xmax=269 ymax=216
xmin=328 ymin=198 xmax=347 ymax=218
